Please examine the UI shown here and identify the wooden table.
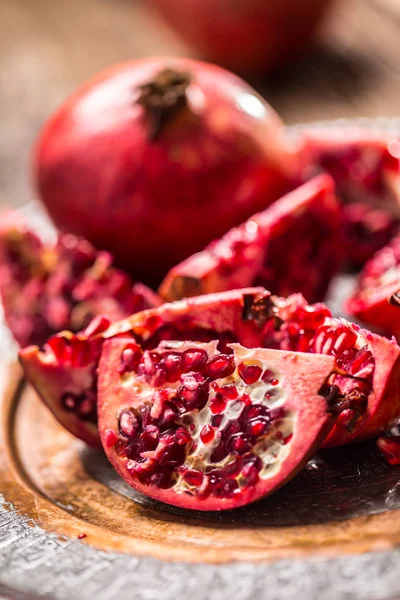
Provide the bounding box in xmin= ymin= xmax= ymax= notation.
xmin=0 ymin=0 xmax=400 ymax=210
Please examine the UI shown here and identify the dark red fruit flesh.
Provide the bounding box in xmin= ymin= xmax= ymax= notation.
xmin=159 ymin=175 xmax=342 ymax=304
xmin=295 ymin=127 xmax=400 ymax=267
xmin=19 ymin=288 xmax=275 ymax=446
xmin=98 ymin=339 xmax=337 ymax=510
xmin=0 ymin=218 xmax=161 ymax=348
xmin=347 ymin=234 xmax=400 ymax=341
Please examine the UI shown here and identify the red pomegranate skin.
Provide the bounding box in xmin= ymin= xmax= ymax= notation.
xmin=150 ymin=0 xmax=335 ymax=74
xmin=35 ymin=58 xmax=292 ymax=287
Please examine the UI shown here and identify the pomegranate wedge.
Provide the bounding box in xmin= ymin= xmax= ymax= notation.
xmin=98 ymin=340 xmax=337 ymax=511
xmin=347 ymin=234 xmax=400 ymax=341
xmin=0 ymin=217 xmax=161 ymax=348
xmin=295 ymin=126 xmax=400 ymax=266
xmin=159 ymin=175 xmax=342 ymax=303
xmin=20 ymin=288 xmax=274 ymax=446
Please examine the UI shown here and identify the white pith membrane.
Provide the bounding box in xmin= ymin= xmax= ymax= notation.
xmin=118 ymin=341 xmax=295 ymax=497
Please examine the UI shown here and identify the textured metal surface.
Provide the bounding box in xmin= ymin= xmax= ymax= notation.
xmin=2 ymin=119 xmax=400 ymax=600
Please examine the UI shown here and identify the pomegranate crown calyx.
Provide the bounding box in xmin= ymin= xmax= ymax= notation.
xmin=137 ymin=68 xmax=192 ymax=141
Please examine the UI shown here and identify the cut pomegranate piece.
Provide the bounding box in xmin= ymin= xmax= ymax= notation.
xmin=0 ymin=218 xmax=161 ymax=348
xmin=20 ymin=288 xmax=400 ymax=448
xmin=19 ymin=288 xmax=274 ymax=446
xmin=98 ymin=339 xmax=337 ymax=510
xmin=159 ymin=175 xmax=342 ymax=303
xmin=347 ymin=234 xmax=400 ymax=340
xmin=295 ymin=127 xmax=400 ymax=266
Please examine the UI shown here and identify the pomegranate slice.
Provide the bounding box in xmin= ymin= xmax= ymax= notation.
xmin=347 ymin=234 xmax=400 ymax=340
xmin=295 ymin=127 xmax=400 ymax=266
xmin=20 ymin=287 xmax=400 ymax=449
xmin=19 ymin=288 xmax=274 ymax=446
xmin=159 ymin=175 xmax=342 ymax=303
xmin=98 ymin=339 xmax=337 ymax=510
xmin=0 ymin=218 xmax=161 ymax=348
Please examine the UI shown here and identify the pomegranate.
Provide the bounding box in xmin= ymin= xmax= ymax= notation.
xmin=0 ymin=217 xmax=161 ymax=348
xmin=159 ymin=174 xmax=342 ymax=303
xmin=347 ymin=234 xmax=400 ymax=340
xmin=35 ymin=58 xmax=292 ymax=286
xmin=98 ymin=338 xmax=338 ymax=510
xmin=19 ymin=288 xmax=273 ymax=446
xmin=20 ymin=288 xmax=400 ymax=448
xmin=149 ymin=0 xmax=335 ymax=74
xmin=295 ymin=127 xmax=400 ymax=266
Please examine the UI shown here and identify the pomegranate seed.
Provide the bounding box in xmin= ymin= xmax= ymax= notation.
xmin=229 ymin=434 xmax=251 ymax=454
xmin=283 ymin=433 xmax=293 ymax=445
xmin=212 ymin=414 xmax=223 ymax=427
xmin=377 ymin=436 xmax=400 ymax=465
xmin=183 ymin=469 xmax=204 ymax=487
xmin=206 ymin=354 xmax=235 ymax=379
xmin=212 ymin=383 xmax=239 ymax=400
xmin=209 ymin=394 xmax=227 ymax=414
xmin=118 ymin=409 xmax=138 ymax=438
xmin=104 ymin=429 xmax=118 ymax=448
xmin=238 ymin=363 xmax=262 ymax=385
xmin=119 ymin=345 xmax=142 ymax=375
xmin=159 ymin=352 xmax=182 ymax=382
xmin=181 ymin=348 xmax=208 ymax=372
xmin=61 ymin=392 xmax=78 ymax=411
xmin=200 ymin=424 xmax=215 ymax=444
xmin=141 ymin=425 xmax=160 ymax=446
xmin=175 ymin=427 xmax=191 ymax=445
xmin=214 ymin=478 xmax=239 ymax=498
xmin=77 ymin=533 xmax=87 ymax=540
xmin=247 ymin=418 xmax=269 ymax=438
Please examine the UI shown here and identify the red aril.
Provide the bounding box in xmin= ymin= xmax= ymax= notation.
xmin=34 ymin=58 xmax=292 ymax=286
xmin=98 ymin=339 xmax=337 ymax=510
xmin=159 ymin=174 xmax=342 ymax=304
xmin=347 ymin=234 xmax=400 ymax=340
xmin=0 ymin=217 xmax=161 ymax=348
xmin=149 ymin=0 xmax=335 ymax=74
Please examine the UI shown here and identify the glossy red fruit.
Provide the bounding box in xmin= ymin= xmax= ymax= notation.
xmin=19 ymin=288 xmax=274 ymax=446
xmin=295 ymin=127 xmax=400 ymax=267
xmin=0 ymin=218 xmax=161 ymax=348
xmin=35 ymin=58 xmax=292 ymax=286
xmin=159 ymin=175 xmax=342 ymax=304
xmin=347 ymin=234 xmax=400 ymax=340
xmin=150 ymin=0 xmax=335 ymax=74
xmin=98 ymin=339 xmax=337 ymax=510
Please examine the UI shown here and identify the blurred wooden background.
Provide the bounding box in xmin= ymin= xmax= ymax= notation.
xmin=0 ymin=0 xmax=400 ymax=210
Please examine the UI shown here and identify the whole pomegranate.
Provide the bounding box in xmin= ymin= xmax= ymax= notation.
xmin=149 ymin=0 xmax=335 ymax=74
xmin=35 ymin=58 xmax=291 ymax=287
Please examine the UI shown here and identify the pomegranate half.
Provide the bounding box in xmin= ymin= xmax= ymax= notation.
xmin=159 ymin=174 xmax=342 ymax=304
xmin=35 ymin=58 xmax=292 ymax=286
xmin=98 ymin=338 xmax=337 ymax=510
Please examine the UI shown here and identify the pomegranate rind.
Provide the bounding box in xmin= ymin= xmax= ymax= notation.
xmin=98 ymin=339 xmax=337 ymax=511
xmin=324 ymin=330 xmax=400 ymax=446
xmin=19 ymin=338 xmax=101 ymax=447
xmin=159 ymin=174 xmax=342 ymax=303
xmin=19 ymin=288 xmax=274 ymax=446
